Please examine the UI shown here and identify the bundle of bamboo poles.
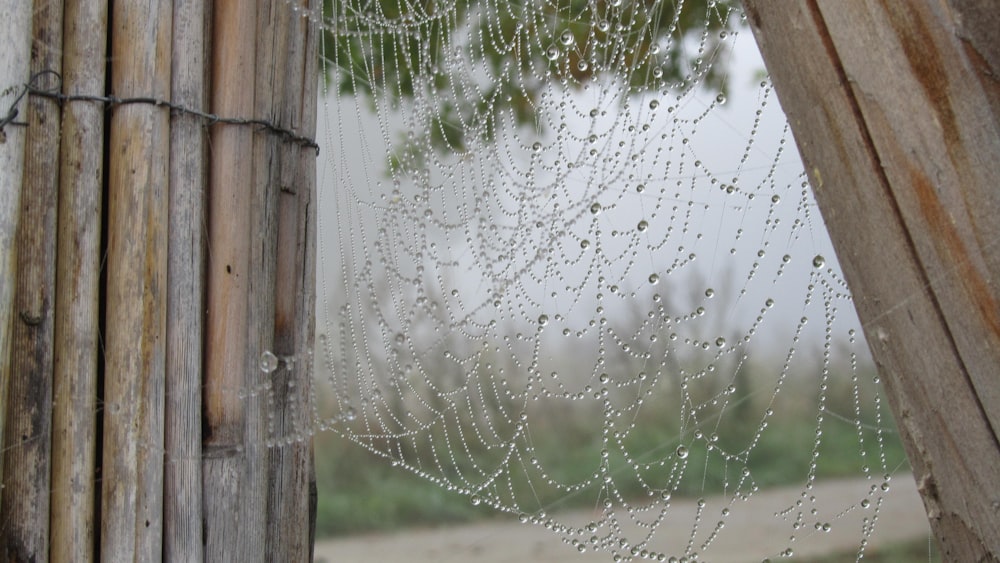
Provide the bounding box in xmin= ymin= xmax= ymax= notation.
xmin=0 ymin=0 xmax=319 ymax=560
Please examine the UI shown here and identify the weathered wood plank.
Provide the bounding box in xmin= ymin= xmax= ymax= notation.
xmin=0 ymin=0 xmax=33 ymax=496
xmin=101 ymin=0 xmax=172 ymax=558
xmin=49 ymin=0 xmax=107 ymax=560
xmin=203 ymin=0 xmax=260 ymax=558
xmin=742 ymin=0 xmax=1000 ymax=559
xmin=164 ymin=0 xmax=208 ymax=559
xmin=266 ymin=2 xmax=320 ymax=559
xmin=0 ymin=1 xmax=62 ymax=559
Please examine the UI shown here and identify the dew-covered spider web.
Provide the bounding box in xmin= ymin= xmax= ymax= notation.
xmin=310 ymin=0 xmax=905 ymax=560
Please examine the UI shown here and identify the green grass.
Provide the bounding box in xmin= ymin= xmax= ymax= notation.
xmin=314 ymin=368 xmax=910 ymax=538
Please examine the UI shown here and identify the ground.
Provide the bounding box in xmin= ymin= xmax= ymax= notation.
xmin=315 ymin=474 xmax=929 ymax=562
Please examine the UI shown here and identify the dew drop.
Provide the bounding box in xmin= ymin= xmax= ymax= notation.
xmin=637 ymin=220 xmax=649 ymax=232
xmin=538 ymin=314 xmax=549 ymax=326
xmin=590 ymin=202 xmax=602 ymax=215
xmin=560 ymin=29 xmax=575 ymax=46
xmin=649 ymin=99 xmax=660 ymax=110
xmin=260 ymin=351 xmax=279 ymax=373
xmin=715 ymin=93 xmax=727 ymax=105
xmin=648 ymin=273 xmax=660 ymax=285
xmin=812 ymin=255 xmax=826 ymax=268
xmin=675 ymin=445 xmax=689 ymax=459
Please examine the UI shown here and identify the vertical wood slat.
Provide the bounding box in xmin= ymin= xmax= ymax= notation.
xmin=49 ymin=0 xmax=108 ymax=560
xmin=266 ymin=0 xmax=319 ymax=559
xmin=203 ymin=0 xmax=259 ymax=558
xmin=0 ymin=0 xmax=33 ymax=511
xmin=0 ymin=0 xmax=63 ymax=559
xmin=252 ymin=0 xmax=290 ymax=559
xmin=101 ymin=0 xmax=172 ymax=558
xmin=301 ymin=6 xmax=321 ymax=551
xmin=164 ymin=0 xmax=209 ymax=559
xmin=742 ymin=0 xmax=1000 ymax=559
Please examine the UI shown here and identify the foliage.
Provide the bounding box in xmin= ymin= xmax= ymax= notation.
xmin=321 ymin=0 xmax=737 ymax=151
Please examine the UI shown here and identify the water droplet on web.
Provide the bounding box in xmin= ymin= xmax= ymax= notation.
xmin=705 ymin=288 xmax=715 ymax=298
xmin=560 ymin=30 xmax=575 ymax=46
xmin=649 ymin=99 xmax=660 ymax=110
xmin=715 ymin=93 xmax=727 ymax=105
xmin=580 ymin=239 xmax=591 ymax=249
xmin=648 ymin=273 xmax=659 ymax=285
xmin=637 ymin=220 xmax=648 ymax=232
xmin=590 ymin=202 xmax=602 ymax=215
xmin=538 ymin=314 xmax=549 ymax=326
xmin=546 ymin=45 xmax=560 ymax=61
xmin=260 ymin=351 xmax=279 ymax=373
xmin=675 ymin=445 xmax=689 ymax=459
xmin=812 ymin=255 xmax=826 ymax=268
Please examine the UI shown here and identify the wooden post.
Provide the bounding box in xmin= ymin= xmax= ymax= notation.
xmin=0 ymin=0 xmax=62 ymax=559
xmin=0 ymin=1 xmax=33 ymax=490
xmin=50 ymin=0 xmax=107 ymax=560
xmin=164 ymin=0 xmax=208 ymax=559
xmin=101 ymin=0 xmax=171 ymax=558
xmin=743 ymin=1 xmax=1000 ymax=559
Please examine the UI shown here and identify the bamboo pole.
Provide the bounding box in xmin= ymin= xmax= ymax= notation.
xmin=203 ymin=0 xmax=260 ymax=557
xmin=101 ymin=0 xmax=172 ymax=558
xmin=164 ymin=0 xmax=209 ymax=559
xmin=0 ymin=0 xmax=63 ymax=558
xmin=0 ymin=0 xmax=32 ymax=494
xmin=743 ymin=0 xmax=1000 ymax=558
xmin=265 ymin=1 xmax=319 ymax=559
xmin=251 ymin=0 xmax=289 ymax=558
xmin=49 ymin=0 xmax=107 ymax=560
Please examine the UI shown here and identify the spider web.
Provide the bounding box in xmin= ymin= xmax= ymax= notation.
xmin=310 ymin=1 xmax=899 ymax=560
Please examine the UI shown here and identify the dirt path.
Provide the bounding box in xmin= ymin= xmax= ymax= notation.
xmin=315 ymin=475 xmax=929 ymax=562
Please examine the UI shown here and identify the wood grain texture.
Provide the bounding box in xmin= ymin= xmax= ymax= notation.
xmin=101 ymin=0 xmax=171 ymax=559
xmin=203 ymin=0 xmax=260 ymax=558
xmin=0 ymin=0 xmax=33 ymax=493
xmin=49 ymin=0 xmax=107 ymax=560
xmin=265 ymin=1 xmax=320 ymax=559
xmin=742 ymin=0 xmax=1000 ymax=559
xmin=0 ymin=1 xmax=62 ymax=560
xmin=164 ymin=0 xmax=209 ymax=560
